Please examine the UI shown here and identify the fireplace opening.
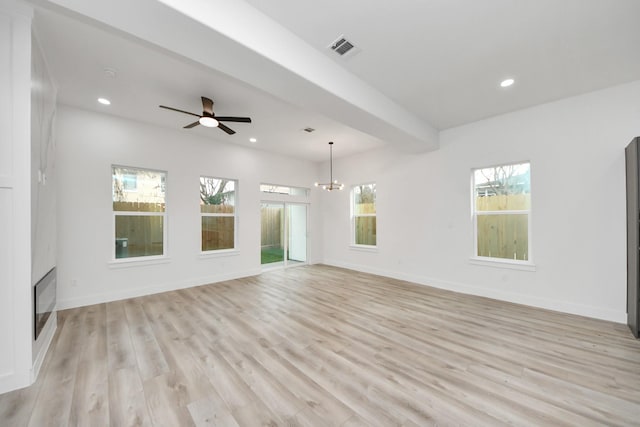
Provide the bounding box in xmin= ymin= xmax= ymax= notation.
xmin=34 ymin=267 xmax=56 ymax=340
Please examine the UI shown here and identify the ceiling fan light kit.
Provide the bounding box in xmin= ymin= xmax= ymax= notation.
xmin=159 ymin=96 xmax=251 ymax=135
xmin=199 ymin=116 xmax=219 ymax=127
xmin=315 ymin=141 xmax=344 ymax=191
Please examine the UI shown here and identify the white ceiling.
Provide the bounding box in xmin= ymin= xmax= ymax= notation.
xmin=32 ymin=0 xmax=640 ymax=162
xmin=33 ymin=8 xmax=386 ymax=162
xmin=245 ymin=0 xmax=640 ymax=129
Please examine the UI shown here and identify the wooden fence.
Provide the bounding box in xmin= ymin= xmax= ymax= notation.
xmin=476 ymin=193 xmax=529 ymax=211
xmin=114 ymin=202 xmax=164 ymax=257
xmin=201 ymin=204 xmax=234 ymax=214
xmin=261 ymin=206 xmax=283 ymax=248
xmin=476 ymin=194 xmax=530 ymax=260
xmin=354 ymin=203 xmax=376 ymax=245
xmin=113 ymin=201 xmax=165 ymax=212
xmin=201 ymin=204 xmax=235 ymax=250
xmin=115 ymin=216 xmax=164 ymax=258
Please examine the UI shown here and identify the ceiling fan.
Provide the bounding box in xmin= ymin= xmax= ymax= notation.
xmin=159 ymin=96 xmax=251 ymax=135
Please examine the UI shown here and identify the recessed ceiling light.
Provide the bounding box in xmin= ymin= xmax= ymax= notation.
xmin=98 ymin=97 xmax=111 ymax=105
xmin=249 ymin=138 xmax=257 ymax=143
xmin=500 ymin=78 xmax=515 ymax=88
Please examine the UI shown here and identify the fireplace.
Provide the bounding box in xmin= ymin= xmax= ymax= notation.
xmin=34 ymin=267 xmax=56 ymax=340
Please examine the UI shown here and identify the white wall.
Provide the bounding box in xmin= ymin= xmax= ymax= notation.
xmin=322 ymin=81 xmax=640 ymax=323
xmin=31 ymin=31 xmax=57 ymax=286
xmin=0 ymin=0 xmax=34 ymax=394
xmin=56 ymin=106 xmax=322 ymax=309
xmin=31 ymin=30 xmax=57 ymax=370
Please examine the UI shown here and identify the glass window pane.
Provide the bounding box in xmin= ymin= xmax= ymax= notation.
xmin=113 ymin=167 xmax=166 ymax=212
xmin=355 ymin=217 xmax=377 ymax=246
xmin=261 ymin=245 xmax=284 ymax=264
xmin=122 ymin=174 xmax=137 ymax=191
xmin=261 ymin=203 xmax=284 ymax=264
xmin=115 ymin=215 xmax=164 ymax=258
xmin=354 ymin=183 xmax=376 ymax=215
xmin=477 ymin=214 xmax=528 ymax=260
xmin=202 ymin=216 xmax=235 ymax=251
xmin=260 ymin=184 xmax=309 ymax=197
xmin=200 ymin=177 xmax=236 ymax=213
xmin=474 ymin=163 xmax=530 ymax=211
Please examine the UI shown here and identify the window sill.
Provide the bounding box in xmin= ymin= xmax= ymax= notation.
xmin=199 ymin=249 xmax=240 ymax=259
xmin=108 ymin=256 xmax=171 ymax=269
xmin=469 ymin=257 xmax=536 ymax=272
xmin=349 ymin=244 xmax=378 ymax=253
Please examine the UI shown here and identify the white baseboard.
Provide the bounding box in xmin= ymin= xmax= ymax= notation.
xmin=0 ymin=315 xmax=57 ymax=395
xmin=0 ymin=370 xmax=30 ymax=395
xmin=323 ymin=259 xmax=626 ymax=324
xmin=32 ymin=312 xmax=57 ymax=382
xmin=56 ymin=269 xmax=262 ymax=310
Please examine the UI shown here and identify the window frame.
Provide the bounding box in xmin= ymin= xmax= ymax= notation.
xmin=350 ymin=182 xmax=377 ymax=249
xmin=111 ymin=165 xmax=168 ymax=263
xmin=200 ymin=176 xmax=238 ymax=254
xmin=471 ymin=161 xmax=534 ymax=270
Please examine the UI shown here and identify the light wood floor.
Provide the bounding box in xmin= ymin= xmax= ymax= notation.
xmin=2 ymin=265 xmax=640 ymax=426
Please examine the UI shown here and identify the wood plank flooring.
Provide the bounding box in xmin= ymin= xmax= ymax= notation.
xmin=2 ymin=264 xmax=640 ymax=426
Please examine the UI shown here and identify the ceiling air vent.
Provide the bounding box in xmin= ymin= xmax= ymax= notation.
xmin=329 ymin=35 xmax=359 ymax=58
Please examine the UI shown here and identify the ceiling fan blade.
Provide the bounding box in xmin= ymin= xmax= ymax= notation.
xmin=184 ymin=121 xmax=200 ymax=129
xmin=217 ymin=122 xmax=236 ymax=135
xmin=214 ymin=116 xmax=252 ymax=123
xmin=159 ymin=105 xmax=201 ymax=118
xmin=201 ymin=96 xmax=214 ymax=115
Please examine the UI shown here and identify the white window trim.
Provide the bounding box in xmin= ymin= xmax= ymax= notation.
xmin=469 ymin=257 xmax=536 ymax=271
xmin=199 ymin=248 xmax=240 ymax=259
xmin=349 ymin=244 xmax=379 ymax=253
xmin=200 ymin=176 xmax=238 ymax=253
xmin=471 ymin=162 xmax=533 ymax=267
xmin=351 ymin=182 xmax=377 ymax=248
xmin=112 ymin=165 xmax=168 ymax=264
xmin=108 ymin=256 xmax=171 ymax=268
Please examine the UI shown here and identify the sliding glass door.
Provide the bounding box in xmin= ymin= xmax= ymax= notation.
xmin=260 ymin=203 xmax=285 ymax=265
xmin=287 ymin=204 xmax=307 ymax=264
xmin=260 ymin=202 xmax=307 ymax=267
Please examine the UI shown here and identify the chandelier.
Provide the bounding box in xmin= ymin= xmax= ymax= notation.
xmin=315 ymin=142 xmax=344 ymax=191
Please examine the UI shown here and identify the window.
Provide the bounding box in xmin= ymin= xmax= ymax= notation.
xmin=352 ymin=183 xmax=376 ymax=246
xmin=473 ymin=162 xmax=531 ymax=262
xmin=112 ymin=166 xmax=166 ymax=259
xmin=260 ymin=184 xmax=308 ymax=197
xmin=200 ymin=177 xmax=237 ymax=251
